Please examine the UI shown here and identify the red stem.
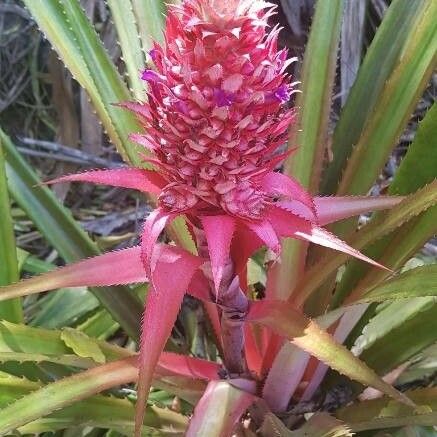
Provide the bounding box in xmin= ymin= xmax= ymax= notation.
xmin=194 ymin=227 xmax=249 ymax=376
xmin=218 ymin=276 xmax=249 ymax=375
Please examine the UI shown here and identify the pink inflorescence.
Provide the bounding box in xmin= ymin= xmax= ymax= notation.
xmin=129 ymin=0 xmax=296 ymax=220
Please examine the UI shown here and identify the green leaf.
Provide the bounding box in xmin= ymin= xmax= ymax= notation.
xmin=327 ymin=107 xmax=437 ymax=380
xmin=0 ymin=133 xmax=22 ymax=322
xmin=331 ymin=103 xmax=437 ymax=308
xmin=397 ymin=343 xmax=437 ymax=386
xmin=77 ymin=308 xmax=120 ymax=340
xmin=385 ymin=427 xmax=437 ymax=437
xmin=0 ymin=371 xmax=42 ymax=404
xmin=355 ymin=297 xmax=437 ymax=376
xmin=131 ymin=0 xmax=166 ymax=52
xmin=248 ymin=301 xmax=414 ymax=407
xmin=60 ymin=328 xmax=106 ymax=364
xmin=24 ymin=0 xmax=194 ymax=252
xmin=168 ymin=215 xmax=198 ymax=255
xmin=0 ymin=352 xmax=97 ymax=368
xmin=0 ymin=371 xmax=187 ymax=435
xmin=0 ymin=357 xmax=138 ymax=434
xmin=30 ymin=287 xmax=99 ymax=329
xmin=336 ymin=388 xmax=437 ymax=432
xmin=260 ymin=413 xmax=352 ymax=437
xmin=273 ymin=0 xmax=344 ymax=300
xmin=349 ymin=264 xmax=437 ymax=303
xmin=1 ymin=128 xmax=143 ymax=340
xmin=322 ymin=0 xmax=437 ymax=195
xmin=0 ymin=321 xmax=131 ymax=363
xmin=107 ymin=0 xmax=145 ymax=100
xmin=390 ymin=104 xmax=437 ymax=196
xmin=23 ymin=0 xmax=142 ymax=165
xmin=247 ymin=258 xmax=266 ymax=286
xmin=21 ymin=255 xmax=100 ymax=329
xmin=22 ymin=256 xmax=123 ymax=339
xmin=347 ymin=411 xmax=437 ymax=432
xmin=295 ymin=181 xmax=437 ymax=306
xmin=285 ymin=0 xmax=343 ymax=192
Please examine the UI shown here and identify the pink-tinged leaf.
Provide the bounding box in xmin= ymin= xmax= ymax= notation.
xmin=46 ymin=168 xmax=166 ymax=194
xmin=203 ymin=301 xmax=223 ymax=351
xmin=244 ymin=324 xmax=264 ymax=376
xmin=157 ymin=352 xmax=220 ymax=381
xmin=263 ymin=343 xmax=310 ymax=412
xmin=186 ymin=380 xmax=257 ymax=437
xmin=187 ymin=270 xmax=212 ymax=302
xmin=260 ymin=332 xmax=284 ymax=376
xmin=264 ymin=150 xmax=294 ymax=173
xmin=247 ymin=300 xmax=415 ymax=408
xmin=117 ymin=101 xmax=152 ymax=120
xmin=277 ymin=200 xmax=314 ymax=222
xmin=246 ymin=219 xmax=280 ymax=254
xmin=231 ymin=223 xmax=263 ymax=276
xmin=186 ymin=274 xmax=224 ymax=359
xmin=140 ymin=209 xmax=173 ymax=280
xmin=300 ymin=304 xmax=368 ymax=402
xmin=314 ymin=195 xmax=403 ymax=225
xmin=0 ymin=246 xmax=147 ymax=301
xmin=268 ymin=206 xmax=389 ymax=271
xmin=135 ymin=246 xmax=203 ymax=437
xmin=200 ymin=215 xmax=236 ymax=293
xmin=299 ymin=226 xmax=389 ymax=271
xmin=262 ymin=172 xmax=316 ymax=217
xmin=279 ymin=195 xmax=404 ymax=226
xmin=129 ymin=133 xmax=158 ymax=152
xmin=359 ymin=361 xmax=410 ymax=401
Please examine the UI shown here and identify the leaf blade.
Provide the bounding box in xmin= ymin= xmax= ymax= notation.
xmin=0 ymin=134 xmax=22 ymax=322
xmin=274 ymin=0 xmax=344 ymax=300
xmin=295 ymin=181 xmax=437 ymax=306
xmin=322 ymin=0 xmax=436 ymax=194
xmin=1 ymin=128 xmax=143 ymax=339
xmin=335 ymin=0 xmax=437 ymax=197
xmin=186 ymin=380 xmax=256 ymax=437
xmin=107 ymin=0 xmax=145 ymax=100
xmin=248 ymin=300 xmax=414 ymax=407
xmin=350 ymin=264 xmax=437 ymax=304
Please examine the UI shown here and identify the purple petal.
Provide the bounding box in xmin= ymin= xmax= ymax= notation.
xmin=141 ymin=69 xmax=164 ymax=82
xmin=148 ymin=49 xmax=159 ymax=63
xmin=274 ymin=84 xmax=290 ymax=103
xmin=214 ymin=88 xmax=235 ymax=107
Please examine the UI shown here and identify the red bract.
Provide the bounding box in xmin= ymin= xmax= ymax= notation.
xmin=2 ymin=0 xmax=411 ymax=435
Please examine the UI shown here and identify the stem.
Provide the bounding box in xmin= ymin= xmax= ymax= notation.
xmin=194 ymin=227 xmax=249 ymax=376
xmin=218 ymin=277 xmax=249 ymax=375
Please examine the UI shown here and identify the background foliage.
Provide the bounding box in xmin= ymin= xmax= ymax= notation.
xmin=0 ymin=0 xmax=436 ymax=435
